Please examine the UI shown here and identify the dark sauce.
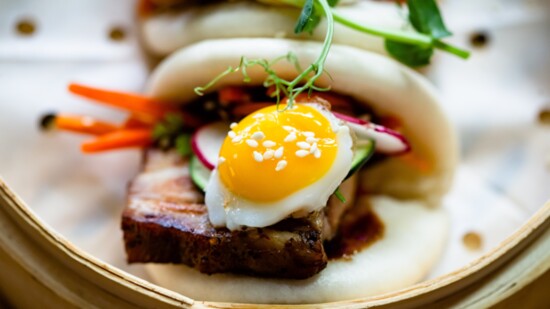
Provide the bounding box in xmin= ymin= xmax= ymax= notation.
xmin=325 ymin=210 xmax=384 ymax=260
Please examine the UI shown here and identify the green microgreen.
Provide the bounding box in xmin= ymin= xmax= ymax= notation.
xmin=195 ymin=0 xmax=335 ymax=108
xmin=385 ymin=40 xmax=433 ymax=67
xmin=294 ymin=0 xmax=321 ymax=35
xmin=283 ymin=0 xmax=469 ymax=66
xmin=334 ymin=187 xmax=346 ymax=203
xmin=195 ymin=0 xmax=469 ymax=106
xmin=175 ymin=134 xmax=192 ymax=157
xmin=407 ymin=0 xmax=452 ymax=39
xmin=383 ymin=0 xmax=468 ymax=66
xmin=152 ymin=113 xmax=191 ymax=156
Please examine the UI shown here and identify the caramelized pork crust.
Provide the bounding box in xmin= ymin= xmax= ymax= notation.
xmin=122 ymin=149 xmax=335 ymax=279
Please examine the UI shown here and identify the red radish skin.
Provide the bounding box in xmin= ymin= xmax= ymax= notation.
xmin=332 ymin=112 xmax=368 ymax=125
xmin=346 ymin=121 xmax=411 ymax=155
xmin=373 ymin=124 xmax=411 ymax=154
xmin=333 ymin=111 xmax=410 ymax=154
xmin=191 ymin=136 xmax=214 ymax=170
xmin=191 ymin=121 xmax=230 ymax=170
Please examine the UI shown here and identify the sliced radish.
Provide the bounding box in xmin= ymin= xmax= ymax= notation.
xmin=191 ymin=121 xmax=229 ymax=170
xmin=332 ymin=111 xmax=368 ymax=125
xmin=333 ymin=111 xmax=410 ymax=154
xmin=346 ymin=122 xmax=411 ymax=155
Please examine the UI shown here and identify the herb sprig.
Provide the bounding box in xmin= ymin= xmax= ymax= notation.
xmin=195 ymin=0 xmax=469 ymax=104
xmin=196 ymin=0 xmax=336 ymax=107
xmin=152 ymin=113 xmax=192 ymax=156
xmin=290 ymin=0 xmax=469 ymax=66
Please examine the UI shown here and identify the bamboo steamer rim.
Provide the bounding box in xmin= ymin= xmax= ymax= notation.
xmin=0 ymin=178 xmax=549 ymax=308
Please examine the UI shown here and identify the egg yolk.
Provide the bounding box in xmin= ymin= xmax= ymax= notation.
xmin=218 ymin=104 xmax=339 ymax=203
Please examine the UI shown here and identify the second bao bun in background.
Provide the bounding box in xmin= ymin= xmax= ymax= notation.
xmin=138 ymin=0 xmax=409 ymax=57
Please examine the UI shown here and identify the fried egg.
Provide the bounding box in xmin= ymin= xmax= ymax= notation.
xmin=204 ymin=103 xmax=354 ymax=230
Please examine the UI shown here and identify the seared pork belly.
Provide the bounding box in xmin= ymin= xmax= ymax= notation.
xmin=122 ymin=149 xmax=357 ymax=279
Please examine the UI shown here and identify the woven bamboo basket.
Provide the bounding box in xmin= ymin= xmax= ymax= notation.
xmin=1 ymin=0 xmax=549 ymax=307
xmin=0 ymin=178 xmax=548 ymax=308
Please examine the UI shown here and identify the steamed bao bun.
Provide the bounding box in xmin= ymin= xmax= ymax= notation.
xmin=145 ymin=38 xmax=457 ymax=303
xmin=140 ymin=0 xmax=410 ymax=57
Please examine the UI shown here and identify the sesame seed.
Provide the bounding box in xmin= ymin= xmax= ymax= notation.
xmin=246 ymin=139 xmax=259 ymax=148
xmin=303 ymin=131 xmax=315 ymax=137
xmin=296 ymin=141 xmax=311 ymax=149
xmin=275 ymin=160 xmax=287 ymax=171
xmin=230 ymin=122 xmax=238 ymax=129
xmin=218 ymin=157 xmax=226 ymax=164
xmin=263 ymin=140 xmax=276 ymax=148
xmin=251 ymin=131 xmax=265 ymax=140
xmin=252 ymin=113 xmax=264 ymax=119
xmin=283 ymin=126 xmax=294 ymax=131
xmin=253 ymin=151 xmax=263 ymax=162
xmin=263 ymin=149 xmax=275 ymax=160
xmin=274 ymin=146 xmax=284 ymax=159
xmin=296 ymin=150 xmax=310 ymax=157
xmin=314 ymin=149 xmax=321 ymax=158
xmin=284 ymin=132 xmax=297 ymax=142
xmin=310 ymin=143 xmax=318 ymax=154
xmin=232 ymin=135 xmax=242 ymax=143
xmin=306 ymin=136 xmax=319 ymax=143
xmin=228 ymin=131 xmax=236 ymax=138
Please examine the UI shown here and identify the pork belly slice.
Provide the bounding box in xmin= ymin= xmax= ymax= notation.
xmin=122 ymin=149 xmax=357 ymax=279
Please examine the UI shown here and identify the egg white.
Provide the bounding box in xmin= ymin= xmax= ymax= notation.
xmin=204 ymin=105 xmax=354 ymax=230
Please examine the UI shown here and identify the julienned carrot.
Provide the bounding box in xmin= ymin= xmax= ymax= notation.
xmin=68 ymin=83 xmax=178 ymax=118
xmin=69 ymin=83 xmax=203 ymax=128
xmin=81 ymin=129 xmax=153 ymax=153
xmin=55 ymin=114 xmax=119 ymax=135
xmin=232 ymin=103 xmax=273 ymax=117
xmin=123 ymin=114 xmax=154 ymax=129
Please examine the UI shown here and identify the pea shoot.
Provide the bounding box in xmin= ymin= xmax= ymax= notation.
xmin=195 ymin=0 xmax=469 ymax=105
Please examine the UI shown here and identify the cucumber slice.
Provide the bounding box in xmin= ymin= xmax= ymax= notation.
xmin=346 ymin=139 xmax=375 ymax=179
xmin=190 ymin=155 xmax=211 ymax=191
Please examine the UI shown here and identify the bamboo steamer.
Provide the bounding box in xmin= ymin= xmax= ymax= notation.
xmin=0 ymin=178 xmax=548 ymax=308
xmin=1 ymin=0 xmax=549 ymax=306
